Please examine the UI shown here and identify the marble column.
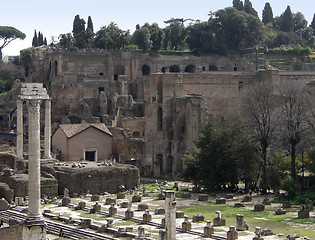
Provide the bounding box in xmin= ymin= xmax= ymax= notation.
xmin=165 ymin=190 xmax=176 ymax=240
xmin=43 ymin=100 xmax=52 ymax=159
xmin=26 ymin=99 xmax=43 ymax=222
xmin=16 ymin=99 xmax=24 ymax=160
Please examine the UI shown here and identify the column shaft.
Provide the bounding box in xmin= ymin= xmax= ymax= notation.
xmin=16 ymin=99 xmax=24 ymax=160
xmin=26 ymin=99 xmax=42 ymax=220
xmin=165 ymin=191 xmax=176 ymax=240
xmin=43 ymin=100 xmax=51 ymax=159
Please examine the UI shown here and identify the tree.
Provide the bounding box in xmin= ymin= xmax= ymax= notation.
xmin=149 ymin=23 xmax=164 ymax=51
xmin=0 ymin=26 xmax=26 ymax=60
xmin=72 ymin=14 xmax=86 ymax=38
xmin=32 ymin=30 xmax=38 ymax=47
xmin=213 ymin=7 xmax=263 ymax=51
xmin=38 ymin=31 xmax=44 ymax=46
xmin=232 ymin=0 xmax=243 ymax=11
xmin=87 ymin=16 xmax=94 ymax=33
xmin=281 ymin=6 xmax=293 ymax=32
xmin=244 ymin=0 xmax=258 ymax=17
xmin=310 ymin=13 xmax=315 ymax=30
xmin=58 ymin=33 xmax=75 ymax=50
xmin=182 ymin=121 xmax=260 ymax=190
xmin=245 ymin=80 xmax=279 ymax=193
xmin=95 ymin=22 xmax=130 ymax=50
xmin=293 ymin=12 xmax=308 ymax=32
xmin=164 ymin=18 xmax=186 ymax=51
xmin=262 ymin=2 xmax=273 ymax=25
xmin=133 ymin=24 xmax=152 ymax=51
xmin=279 ymin=82 xmax=310 ymax=181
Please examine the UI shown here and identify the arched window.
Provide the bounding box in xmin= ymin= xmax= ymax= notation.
xmin=170 ymin=65 xmax=180 ymax=73
xmin=142 ymin=65 xmax=150 ymax=75
xmin=114 ymin=65 xmax=125 ymax=80
xmin=54 ymin=60 xmax=58 ymax=76
xmin=184 ymin=64 xmax=196 ymax=73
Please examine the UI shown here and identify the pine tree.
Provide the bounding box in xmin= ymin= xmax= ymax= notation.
xmin=232 ymin=0 xmax=243 ymax=11
xmin=281 ymin=6 xmax=293 ymax=32
xmin=244 ymin=0 xmax=258 ymax=17
xmin=262 ymin=2 xmax=273 ymax=25
xmin=32 ymin=30 xmax=38 ymax=47
xmin=87 ymin=16 xmax=94 ymax=33
xmin=44 ymin=37 xmax=47 ymax=45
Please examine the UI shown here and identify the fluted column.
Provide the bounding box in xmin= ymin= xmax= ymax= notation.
xmin=26 ymin=99 xmax=43 ymax=221
xmin=16 ymin=99 xmax=24 ymax=160
xmin=43 ymin=100 xmax=52 ymax=159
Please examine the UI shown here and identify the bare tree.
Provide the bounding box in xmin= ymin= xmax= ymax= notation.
xmin=244 ymin=80 xmax=279 ymax=193
xmin=279 ymin=81 xmax=310 ymax=181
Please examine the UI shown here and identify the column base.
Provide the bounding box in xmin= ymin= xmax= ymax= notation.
xmin=42 ymin=154 xmax=52 ymax=159
xmin=23 ymin=221 xmax=47 ymax=240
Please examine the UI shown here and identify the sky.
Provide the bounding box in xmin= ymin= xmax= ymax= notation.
xmin=1 ymin=0 xmax=314 ymax=56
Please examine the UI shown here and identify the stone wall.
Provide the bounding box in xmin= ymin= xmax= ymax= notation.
xmin=0 ymin=224 xmax=23 ymax=240
xmin=54 ymin=163 xmax=140 ymax=194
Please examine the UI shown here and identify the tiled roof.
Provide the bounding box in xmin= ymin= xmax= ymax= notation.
xmin=59 ymin=123 xmax=112 ymax=138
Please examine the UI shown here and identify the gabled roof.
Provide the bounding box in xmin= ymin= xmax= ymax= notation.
xmin=59 ymin=123 xmax=112 ymax=138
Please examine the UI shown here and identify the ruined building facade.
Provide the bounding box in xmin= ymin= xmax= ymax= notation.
xmin=3 ymin=47 xmax=315 ymax=176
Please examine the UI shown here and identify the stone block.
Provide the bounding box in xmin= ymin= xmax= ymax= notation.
xmin=78 ymin=201 xmax=86 ymax=209
xmin=180 ymin=192 xmax=191 ymax=198
xmin=105 ymin=197 xmax=116 ymax=205
xmin=109 ymin=205 xmax=117 ymax=216
xmin=81 ymin=218 xmax=91 ymax=228
xmin=192 ymin=214 xmax=205 ymax=222
xmin=0 ymin=198 xmax=9 ymax=210
xmin=117 ymin=192 xmax=125 ymax=199
xmin=298 ymin=209 xmax=309 ymax=219
xmin=199 ymin=194 xmax=208 ymax=201
xmin=157 ymin=193 xmax=165 ymax=200
xmin=176 ymin=211 xmax=185 ymax=218
xmin=216 ymin=198 xmax=226 ymax=204
xmin=243 ymin=195 xmax=252 ymax=202
xmin=125 ymin=210 xmax=134 ymax=220
xmin=62 ymin=197 xmax=71 ymax=206
xmin=91 ymin=194 xmax=100 ymax=201
xmin=262 ymin=198 xmax=271 ymax=205
xmin=236 ymin=214 xmax=248 ymax=231
xmin=227 ymin=226 xmax=238 ymax=240
xmin=182 ymin=216 xmax=192 ymax=232
xmin=132 ymin=195 xmax=141 ymax=202
xmin=282 ymin=201 xmax=291 ymax=209
xmin=204 ymin=221 xmax=214 ymax=238
xmin=213 ymin=217 xmax=226 ymax=226
xmin=275 ymin=208 xmax=286 ymax=215
xmin=93 ymin=202 xmax=101 ymax=212
xmin=142 ymin=210 xmax=152 ymax=223
xmin=120 ymin=201 xmax=129 ymax=208
xmin=138 ymin=203 xmax=148 ymax=211
xmin=155 ymin=207 xmax=165 ymax=215
xmin=161 ymin=218 xmax=165 ymax=228
xmin=254 ymin=204 xmax=265 ymax=212
xmin=234 ymin=202 xmax=244 ymax=208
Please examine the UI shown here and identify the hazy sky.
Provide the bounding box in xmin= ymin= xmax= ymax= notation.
xmin=1 ymin=0 xmax=314 ymax=56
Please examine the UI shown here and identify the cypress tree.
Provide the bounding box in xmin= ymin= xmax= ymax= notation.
xmin=32 ymin=30 xmax=38 ymax=47
xmin=72 ymin=14 xmax=86 ymax=38
xmin=281 ymin=6 xmax=293 ymax=32
xmin=44 ymin=37 xmax=47 ymax=45
xmin=244 ymin=0 xmax=258 ymax=17
xmin=38 ymin=31 xmax=44 ymax=46
xmin=232 ymin=0 xmax=243 ymax=11
xmin=262 ymin=2 xmax=273 ymax=25
xmin=87 ymin=16 xmax=94 ymax=33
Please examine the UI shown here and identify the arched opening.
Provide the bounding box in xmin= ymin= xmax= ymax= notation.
xmin=114 ymin=65 xmax=125 ymax=80
xmin=161 ymin=67 xmax=166 ymax=73
xmin=209 ymin=65 xmax=218 ymax=71
xmin=54 ymin=60 xmax=58 ymax=76
xmin=132 ymin=131 xmax=140 ymax=137
xmin=170 ymin=65 xmax=180 ymax=73
xmin=142 ymin=65 xmax=150 ymax=75
xmin=166 ymin=156 xmax=173 ymax=174
xmin=157 ymin=106 xmax=163 ymax=131
xmin=184 ymin=64 xmax=196 ymax=73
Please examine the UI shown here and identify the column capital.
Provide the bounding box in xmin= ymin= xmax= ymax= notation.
xmin=26 ymin=99 xmax=41 ymax=114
